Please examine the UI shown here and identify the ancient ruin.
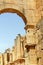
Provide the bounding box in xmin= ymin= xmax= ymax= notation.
xmin=0 ymin=0 xmax=43 ymax=65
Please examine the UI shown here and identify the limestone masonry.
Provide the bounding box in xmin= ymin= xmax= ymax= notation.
xmin=0 ymin=0 xmax=43 ymax=65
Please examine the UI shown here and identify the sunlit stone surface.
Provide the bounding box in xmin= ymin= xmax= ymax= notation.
xmin=0 ymin=0 xmax=43 ymax=65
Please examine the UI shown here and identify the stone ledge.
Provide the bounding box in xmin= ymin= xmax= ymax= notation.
xmin=24 ymin=25 xmax=35 ymax=30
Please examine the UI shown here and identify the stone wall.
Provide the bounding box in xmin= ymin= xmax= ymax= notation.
xmin=0 ymin=0 xmax=43 ymax=25
xmin=0 ymin=0 xmax=43 ymax=65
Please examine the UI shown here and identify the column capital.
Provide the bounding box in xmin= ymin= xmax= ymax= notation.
xmin=24 ymin=25 xmax=35 ymax=30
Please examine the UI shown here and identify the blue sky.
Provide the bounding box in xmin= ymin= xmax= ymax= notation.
xmin=0 ymin=13 xmax=25 ymax=53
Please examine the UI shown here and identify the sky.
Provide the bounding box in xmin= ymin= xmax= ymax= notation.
xmin=0 ymin=13 xmax=25 ymax=53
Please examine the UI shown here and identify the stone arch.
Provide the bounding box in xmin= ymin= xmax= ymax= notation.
xmin=0 ymin=8 xmax=27 ymax=25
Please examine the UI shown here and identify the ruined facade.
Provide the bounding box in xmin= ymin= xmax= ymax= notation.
xmin=0 ymin=24 xmax=43 ymax=65
xmin=0 ymin=0 xmax=43 ymax=65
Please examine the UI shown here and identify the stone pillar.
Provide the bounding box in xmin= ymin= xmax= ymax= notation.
xmin=24 ymin=25 xmax=37 ymax=65
xmin=20 ymin=37 xmax=24 ymax=58
xmin=29 ymin=46 xmax=37 ymax=65
xmin=11 ymin=46 xmax=15 ymax=61
xmin=9 ymin=52 xmax=13 ymax=63
xmin=24 ymin=25 xmax=37 ymax=45
xmin=35 ymin=23 xmax=42 ymax=65
xmin=14 ymin=39 xmax=17 ymax=60
xmin=15 ymin=34 xmax=22 ymax=59
xmin=3 ymin=49 xmax=10 ymax=65
xmin=0 ymin=53 xmax=3 ymax=65
xmin=16 ymin=34 xmax=24 ymax=59
xmin=3 ymin=52 xmax=8 ymax=65
xmin=25 ymin=45 xmax=37 ymax=65
xmin=25 ymin=56 xmax=30 ymax=65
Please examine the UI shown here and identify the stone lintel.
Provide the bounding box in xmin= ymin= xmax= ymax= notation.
xmin=24 ymin=25 xmax=35 ymax=30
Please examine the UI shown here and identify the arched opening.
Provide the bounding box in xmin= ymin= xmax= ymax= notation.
xmin=0 ymin=8 xmax=27 ymax=25
xmin=0 ymin=8 xmax=27 ymax=53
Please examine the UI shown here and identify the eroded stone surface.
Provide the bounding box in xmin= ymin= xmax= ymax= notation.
xmin=0 ymin=0 xmax=43 ymax=65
